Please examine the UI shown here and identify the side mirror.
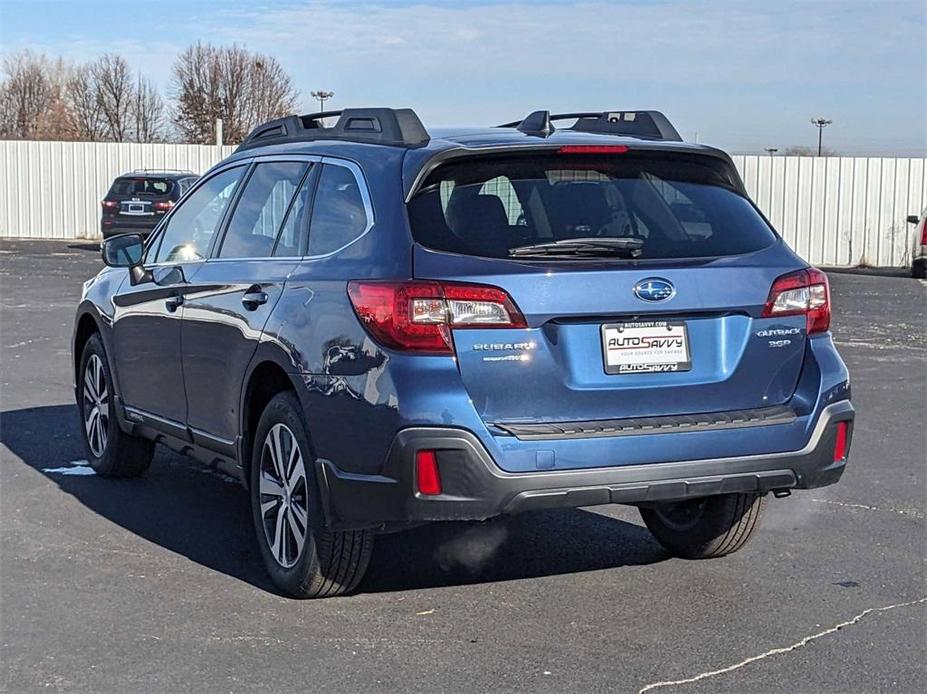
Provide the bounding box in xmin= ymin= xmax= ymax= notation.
xmin=102 ymin=233 xmax=145 ymax=268
xmin=907 ymin=215 xmax=921 ymax=225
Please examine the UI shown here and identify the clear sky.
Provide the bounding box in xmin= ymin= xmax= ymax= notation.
xmin=1 ymin=0 xmax=925 ymax=154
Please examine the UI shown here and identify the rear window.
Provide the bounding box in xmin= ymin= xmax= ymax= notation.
xmin=408 ymin=154 xmax=777 ymax=260
xmin=108 ymin=177 xmax=173 ymax=197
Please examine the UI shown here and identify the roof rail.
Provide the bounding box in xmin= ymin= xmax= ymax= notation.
xmin=128 ymin=168 xmax=195 ymax=174
xmin=237 ymin=108 xmax=430 ymax=151
xmin=498 ymin=110 xmax=682 ymax=141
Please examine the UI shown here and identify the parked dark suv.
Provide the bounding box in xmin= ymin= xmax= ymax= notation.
xmin=74 ymin=108 xmax=854 ymax=598
xmin=100 ymin=170 xmax=198 ymax=239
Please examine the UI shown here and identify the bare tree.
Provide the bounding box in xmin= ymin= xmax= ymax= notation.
xmin=65 ymin=64 xmax=107 ymax=140
xmin=170 ymin=42 xmax=298 ymax=144
xmin=247 ymin=55 xmax=298 ymax=127
xmin=92 ymin=54 xmax=134 ymax=142
xmin=132 ymin=76 xmax=165 ymax=142
xmin=171 ymin=43 xmax=221 ymax=143
xmin=785 ymin=145 xmax=838 ymax=157
xmin=0 ymin=51 xmax=59 ymax=139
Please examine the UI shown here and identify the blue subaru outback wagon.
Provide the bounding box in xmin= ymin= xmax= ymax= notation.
xmin=73 ymin=108 xmax=854 ymax=597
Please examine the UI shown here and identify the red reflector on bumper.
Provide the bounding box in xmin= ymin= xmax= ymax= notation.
xmin=833 ymin=421 xmax=849 ymax=461
xmin=416 ymin=450 xmax=442 ymax=495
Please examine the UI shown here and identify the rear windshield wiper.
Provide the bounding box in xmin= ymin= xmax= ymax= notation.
xmin=508 ymin=237 xmax=643 ymax=258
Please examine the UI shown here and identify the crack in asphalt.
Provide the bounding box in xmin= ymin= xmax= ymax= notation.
xmin=812 ymin=497 xmax=926 ymax=520
xmin=637 ymin=598 xmax=927 ymax=693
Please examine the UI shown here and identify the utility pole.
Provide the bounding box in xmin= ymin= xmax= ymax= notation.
xmin=311 ymin=90 xmax=335 ymax=113
xmin=810 ymin=117 xmax=832 ymax=156
xmin=765 ymin=147 xmax=778 ymax=156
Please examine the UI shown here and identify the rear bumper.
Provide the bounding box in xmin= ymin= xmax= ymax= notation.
xmin=317 ymin=400 xmax=854 ymax=530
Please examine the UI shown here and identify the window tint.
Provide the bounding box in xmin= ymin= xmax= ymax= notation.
xmin=480 ymin=176 xmax=525 ymax=226
xmin=408 ymin=154 xmax=775 ymax=260
xmin=218 ymin=161 xmax=309 ymax=258
xmin=307 ymin=164 xmax=369 ymax=256
xmin=274 ymin=167 xmax=315 ymax=257
xmin=152 ymin=166 xmax=244 ymax=264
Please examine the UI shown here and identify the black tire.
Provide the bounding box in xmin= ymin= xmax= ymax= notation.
xmin=639 ymin=492 xmax=766 ymax=559
xmin=250 ymin=391 xmax=373 ymax=598
xmin=77 ymin=333 xmax=154 ymax=477
xmin=912 ymin=259 xmax=926 ymax=279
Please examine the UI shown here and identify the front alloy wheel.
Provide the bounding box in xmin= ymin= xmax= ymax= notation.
xmin=77 ymin=333 xmax=153 ymax=476
xmin=82 ymin=353 xmax=110 ymax=457
xmin=258 ymin=423 xmax=309 ymax=568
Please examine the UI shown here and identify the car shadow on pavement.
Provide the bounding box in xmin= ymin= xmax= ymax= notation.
xmin=1 ymin=404 xmax=668 ymax=596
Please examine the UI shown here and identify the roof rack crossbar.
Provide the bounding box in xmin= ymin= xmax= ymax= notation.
xmin=498 ymin=110 xmax=682 ymax=142
xmin=237 ymin=108 xmax=430 ymax=151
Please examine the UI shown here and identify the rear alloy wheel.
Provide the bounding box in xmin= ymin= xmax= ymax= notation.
xmin=639 ymin=492 xmax=766 ymax=559
xmin=77 ymin=333 xmax=154 ymax=477
xmin=250 ymin=392 xmax=373 ymax=598
xmin=258 ymin=423 xmax=310 ymax=569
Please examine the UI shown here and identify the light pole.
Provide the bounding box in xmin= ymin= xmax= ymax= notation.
xmin=810 ymin=117 xmax=832 ymax=156
xmin=765 ymin=147 xmax=778 ymax=156
xmin=311 ymin=90 xmax=335 ymax=113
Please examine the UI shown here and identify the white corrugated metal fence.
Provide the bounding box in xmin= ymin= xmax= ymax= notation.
xmin=1 ymin=140 xmax=925 ymax=267
xmin=0 ymin=140 xmax=234 ymax=242
xmin=733 ymin=155 xmax=926 ymax=267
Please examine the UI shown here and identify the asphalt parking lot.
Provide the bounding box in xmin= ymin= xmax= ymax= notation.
xmin=1 ymin=238 xmax=925 ymax=694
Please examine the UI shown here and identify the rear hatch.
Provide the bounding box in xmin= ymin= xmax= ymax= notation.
xmin=103 ymin=176 xmax=175 ymax=226
xmin=407 ymin=149 xmax=809 ymax=425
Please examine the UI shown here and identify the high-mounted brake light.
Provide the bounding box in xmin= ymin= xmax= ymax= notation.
xmin=347 ymin=280 xmax=527 ymax=354
xmin=558 ymin=145 xmax=629 ymax=154
xmin=761 ymin=267 xmax=831 ymax=334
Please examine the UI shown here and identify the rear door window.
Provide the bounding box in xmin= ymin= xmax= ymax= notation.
xmin=217 ymin=161 xmax=310 ymax=259
xmin=408 ymin=154 xmax=776 ymax=260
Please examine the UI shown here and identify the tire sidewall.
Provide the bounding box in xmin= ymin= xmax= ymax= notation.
xmin=249 ymin=391 xmax=326 ymax=596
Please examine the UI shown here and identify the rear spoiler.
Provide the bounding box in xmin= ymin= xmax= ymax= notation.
xmin=402 ymin=143 xmax=746 ymax=202
xmin=498 ymin=110 xmax=682 ymax=141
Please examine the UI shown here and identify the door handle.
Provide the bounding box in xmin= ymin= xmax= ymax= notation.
xmin=165 ymin=294 xmax=184 ymax=313
xmin=241 ymin=290 xmax=269 ymax=310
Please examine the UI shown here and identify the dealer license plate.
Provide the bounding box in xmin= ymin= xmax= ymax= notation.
xmin=601 ymin=321 xmax=692 ymax=375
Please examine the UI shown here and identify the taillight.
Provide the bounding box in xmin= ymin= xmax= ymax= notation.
xmin=558 ymin=145 xmax=629 ymax=154
xmin=761 ymin=267 xmax=831 ymax=334
xmin=919 ymin=218 xmax=927 ymax=246
xmin=347 ymin=280 xmax=527 ymax=354
xmin=101 ymin=200 xmax=118 ymax=209
xmin=153 ymin=201 xmax=174 ymax=211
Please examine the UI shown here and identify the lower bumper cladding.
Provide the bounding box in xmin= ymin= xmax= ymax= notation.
xmin=316 ymin=401 xmax=854 ymax=530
